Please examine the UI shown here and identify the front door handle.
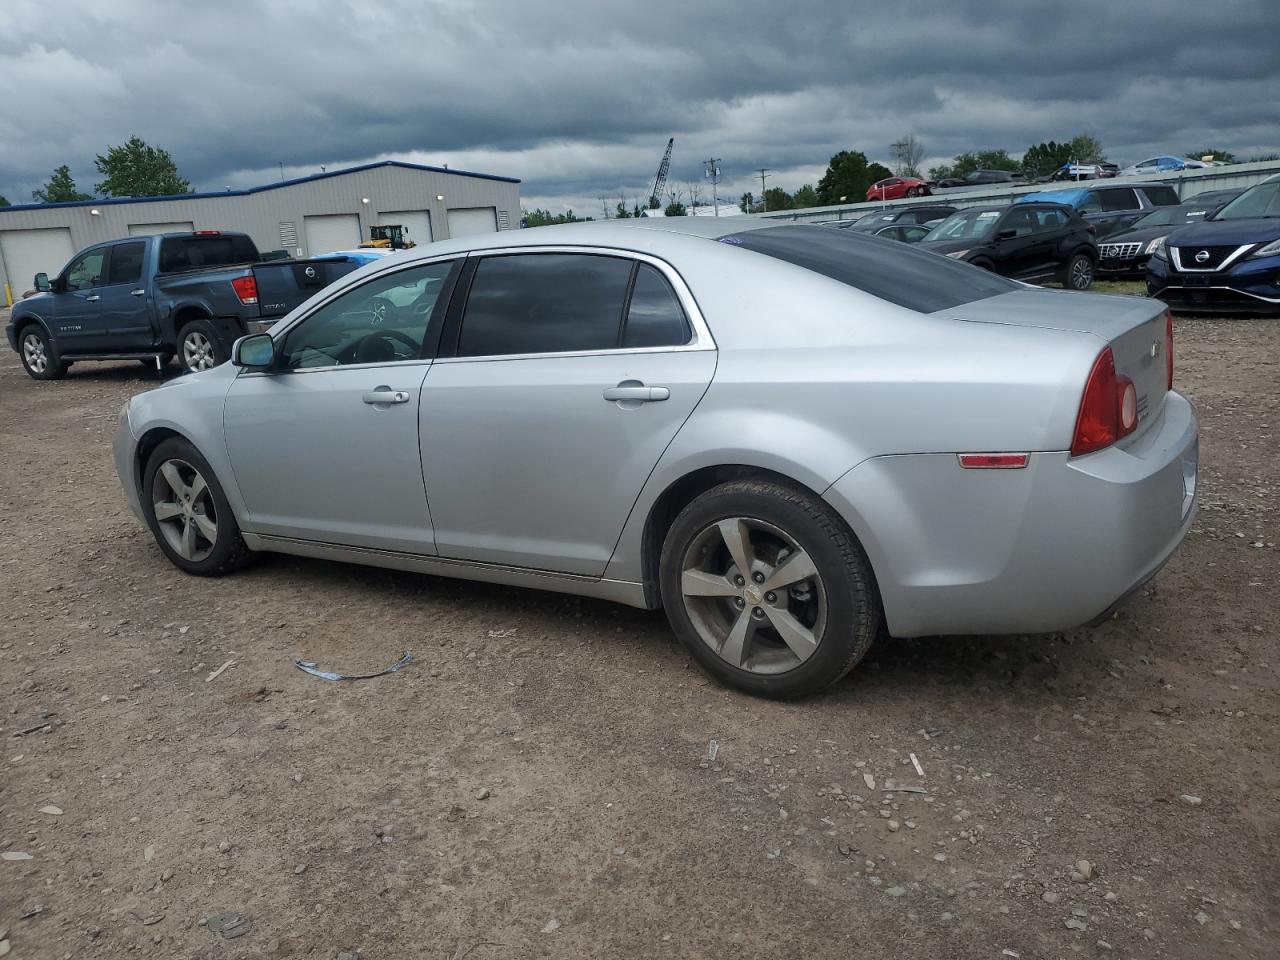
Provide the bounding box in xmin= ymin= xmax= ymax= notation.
xmin=131 ymin=288 xmax=146 ymax=297
xmin=362 ymin=388 xmax=411 ymax=405
xmin=85 ymin=295 xmax=100 ymax=302
xmin=604 ymin=382 xmax=670 ymax=403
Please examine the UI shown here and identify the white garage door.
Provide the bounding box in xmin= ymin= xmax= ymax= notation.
xmin=381 ymin=210 xmax=433 ymax=247
xmin=446 ymin=207 xmax=498 ymax=239
xmin=128 ymin=221 xmax=194 ymax=236
xmin=304 ymin=214 xmax=362 ymax=256
xmin=0 ymin=227 xmax=75 ymax=293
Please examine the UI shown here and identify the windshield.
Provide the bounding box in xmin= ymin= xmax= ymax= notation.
xmin=1131 ymin=207 xmax=1186 ymax=228
xmin=1212 ymin=181 xmax=1280 ymax=220
xmin=923 ymin=209 xmax=1001 ymax=242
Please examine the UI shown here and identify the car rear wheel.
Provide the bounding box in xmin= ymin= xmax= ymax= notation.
xmin=1063 ymin=253 xmax=1095 ymax=290
xmin=142 ymin=437 xmax=253 ymax=576
xmin=177 ymin=318 xmax=227 ymax=373
xmin=18 ymin=326 xmax=68 ymax=381
xmin=659 ymin=478 xmax=880 ymax=699
xmin=907 ymin=186 xmax=922 ymax=197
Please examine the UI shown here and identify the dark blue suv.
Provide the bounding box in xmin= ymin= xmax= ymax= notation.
xmin=1147 ymin=174 xmax=1280 ymax=314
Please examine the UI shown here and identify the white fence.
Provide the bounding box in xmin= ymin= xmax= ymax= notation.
xmin=750 ymin=159 xmax=1280 ymax=223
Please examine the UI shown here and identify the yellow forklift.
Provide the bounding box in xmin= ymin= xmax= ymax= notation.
xmin=358 ymin=225 xmax=416 ymax=250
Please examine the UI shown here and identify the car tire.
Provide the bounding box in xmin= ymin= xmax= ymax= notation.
xmin=1063 ymin=252 xmax=1095 ymax=290
xmin=17 ymin=325 xmax=68 ymax=381
xmin=177 ymin=318 xmax=228 ymax=373
xmin=141 ymin=437 xmax=254 ymax=576
xmin=907 ymin=186 xmax=922 ymax=197
xmin=659 ymin=478 xmax=881 ymax=699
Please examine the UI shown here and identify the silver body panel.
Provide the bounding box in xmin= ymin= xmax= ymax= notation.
xmin=115 ymin=219 xmax=1198 ymax=637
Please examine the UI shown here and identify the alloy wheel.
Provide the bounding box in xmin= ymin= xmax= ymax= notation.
xmin=22 ymin=332 xmax=48 ymax=373
xmin=152 ymin=458 xmax=218 ymax=561
xmin=1071 ymin=257 xmax=1093 ymax=289
xmin=183 ymin=331 xmax=216 ymax=371
xmin=680 ymin=516 xmax=827 ymax=675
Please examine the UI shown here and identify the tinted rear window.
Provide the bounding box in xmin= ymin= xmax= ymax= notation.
xmin=1141 ymin=186 xmax=1181 ymax=207
xmin=158 ymin=235 xmax=259 ymax=272
xmin=722 ymin=225 xmax=1017 ymax=313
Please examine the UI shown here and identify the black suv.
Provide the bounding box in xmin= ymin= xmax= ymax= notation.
xmin=918 ymin=202 xmax=1099 ymax=289
xmin=1020 ymin=182 xmax=1182 ymax=239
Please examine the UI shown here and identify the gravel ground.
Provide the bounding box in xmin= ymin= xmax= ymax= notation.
xmin=1 ymin=305 xmax=1277 ymax=959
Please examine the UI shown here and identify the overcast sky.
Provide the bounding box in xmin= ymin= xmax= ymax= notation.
xmin=2 ymin=0 xmax=1277 ymax=214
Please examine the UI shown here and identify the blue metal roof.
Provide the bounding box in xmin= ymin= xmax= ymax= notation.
xmin=0 ymin=160 xmax=520 ymax=214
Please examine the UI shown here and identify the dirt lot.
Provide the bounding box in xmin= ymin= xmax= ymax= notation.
xmin=1 ymin=301 xmax=1277 ymax=960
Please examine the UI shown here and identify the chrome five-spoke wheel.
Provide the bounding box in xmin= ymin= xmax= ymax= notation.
xmin=22 ymin=331 xmax=49 ymax=373
xmin=151 ymin=459 xmax=219 ymax=562
xmin=680 ymin=516 xmax=827 ymax=676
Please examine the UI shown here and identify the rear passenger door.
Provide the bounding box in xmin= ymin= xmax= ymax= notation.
xmin=419 ymin=250 xmax=716 ymax=576
xmin=1093 ymin=187 xmax=1141 ymax=238
xmin=98 ymin=241 xmax=154 ymax=349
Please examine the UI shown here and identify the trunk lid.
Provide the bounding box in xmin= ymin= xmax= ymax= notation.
xmin=940 ymin=288 xmax=1171 ymax=437
xmin=251 ymin=257 xmax=364 ymax=319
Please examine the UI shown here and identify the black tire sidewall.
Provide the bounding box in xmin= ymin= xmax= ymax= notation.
xmin=659 ymin=482 xmax=878 ymax=699
xmin=141 ymin=437 xmax=244 ymax=575
xmin=177 ymin=319 xmax=227 ymax=373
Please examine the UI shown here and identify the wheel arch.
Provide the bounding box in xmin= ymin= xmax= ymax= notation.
xmin=133 ymin=426 xmax=191 ymax=499
xmin=636 ymin=463 xmax=881 ymax=611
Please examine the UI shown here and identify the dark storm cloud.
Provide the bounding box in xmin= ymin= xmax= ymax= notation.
xmin=1 ymin=0 xmax=1276 ymax=212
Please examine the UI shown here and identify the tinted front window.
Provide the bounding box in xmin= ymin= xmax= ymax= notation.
xmin=1079 ymin=193 xmax=1104 ymax=213
xmin=1141 ymin=186 xmax=1180 ymax=207
xmin=724 ymin=225 xmax=1017 ymax=313
xmin=282 ymin=259 xmax=456 ymax=369
xmin=1214 ymin=181 xmax=1280 ymax=220
xmin=458 ymin=254 xmax=632 ymax=357
xmin=64 ymin=250 xmax=106 ymax=290
xmin=158 ymin=235 xmax=259 ymax=272
xmin=107 ymin=241 xmax=146 ymax=286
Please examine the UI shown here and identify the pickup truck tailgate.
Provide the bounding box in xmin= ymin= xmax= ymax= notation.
xmin=252 ymin=258 xmax=363 ymax=318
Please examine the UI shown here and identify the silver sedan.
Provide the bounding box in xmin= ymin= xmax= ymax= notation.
xmin=113 ymin=219 xmax=1198 ymax=698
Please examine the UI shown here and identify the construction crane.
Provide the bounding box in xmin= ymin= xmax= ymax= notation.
xmin=648 ymin=138 xmax=674 ymax=209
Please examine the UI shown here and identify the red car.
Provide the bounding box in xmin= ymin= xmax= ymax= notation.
xmin=866 ymin=177 xmax=931 ymax=201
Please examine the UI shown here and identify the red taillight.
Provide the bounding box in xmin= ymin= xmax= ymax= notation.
xmin=194 ymin=230 xmax=221 ymax=235
xmin=231 ymin=275 xmax=258 ymax=305
xmin=1086 ymin=223 xmax=1097 ymax=235
xmin=958 ymin=453 xmax=1029 ymax=469
xmin=1071 ymin=347 xmax=1139 ymax=457
xmin=1165 ymin=310 xmax=1174 ymax=389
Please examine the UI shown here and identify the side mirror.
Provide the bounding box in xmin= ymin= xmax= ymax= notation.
xmin=34 ymin=272 xmax=51 ymax=293
xmin=232 ymin=333 xmax=276 ymax=370
xmin=995 ymin=228 xmax=1017 ymax=240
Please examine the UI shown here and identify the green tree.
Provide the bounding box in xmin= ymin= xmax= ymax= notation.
xmin=664 ymin=201 xmax=687 ymax=216
xmin=94 ymin=136 xmax=192 ymax=197
xmin=1022 ymin=140 xmax=1073 ymax=178
xmin=816 ymin=150 xmax=893 ymax=205
xmin=764 ymin=186 xmax=795 ymax=211
xmin=0 ymin=195 xmax=8 ymax=207
xmin=739 ymin=191 xmax=755 ymax=213
xmin=1185 ymin=147 xmax=1236 ymax=164
xmin=614 ymin=201 xmax=632 ymax=219
xmin=32 ymin=164 xmax=92 ymax=203
xmin=792 ymin=184 xmax=819 ymax=208
xmin=1068 ymin=134 xmax=1106 ymax=164
xmin=522 ymin=208 xmax=590 ymax=227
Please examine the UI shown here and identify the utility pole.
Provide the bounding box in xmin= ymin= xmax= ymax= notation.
xmin=599 ymin=196 xmax=610 ymax=220
xmin=704 ymin=158 xmax=722 ymax=217
xmin=757 ymin=168 xmax=770 ymax=211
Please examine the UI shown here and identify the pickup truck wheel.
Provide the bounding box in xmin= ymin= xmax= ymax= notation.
xmin=18 ymin=326 xmax=68 ymax=381
xmin=142 ymin=437 xmax=253 ymax=576
xmin=177 ymin=319 xmax=227 ymax=373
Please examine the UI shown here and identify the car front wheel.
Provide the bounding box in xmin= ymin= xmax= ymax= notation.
xmin=18 ymin=326 xmax=68 ymax=380
xmin=659 ymin=478 xmax=881 ymax=699
xmin=142 ymin=437 xmax=253 ymax=576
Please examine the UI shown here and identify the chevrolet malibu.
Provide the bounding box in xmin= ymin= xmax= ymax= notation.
xmin=113 ymin=220 xmax=1198 ymax=698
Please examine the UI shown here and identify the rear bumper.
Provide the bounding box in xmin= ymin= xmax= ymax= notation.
xmin=824 ymin=391 xmax=1199 ymax=637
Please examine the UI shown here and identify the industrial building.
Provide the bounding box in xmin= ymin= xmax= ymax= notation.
xmin=0 ymin=160 xmax=521 ymax=299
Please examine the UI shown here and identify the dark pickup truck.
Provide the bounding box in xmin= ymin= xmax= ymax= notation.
xmin=6 ymin=231 xmax=363 ymax=380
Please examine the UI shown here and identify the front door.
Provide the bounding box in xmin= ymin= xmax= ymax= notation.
xmin=420 ymin=251 xmax=716 ymax=576
xmin=223 ymin=257 xmax=459 ymax=553
xmin=50 ymin=246 xmax=113 ymax=352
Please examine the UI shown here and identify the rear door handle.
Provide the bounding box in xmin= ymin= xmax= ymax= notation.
xmin=131 ymin=288 xmax=146 ymax=297
xmin=362 ymin=388 xmax=411 ymax=405
xmin=603 ymin=383 xmax=670 ymax=403
xmin=85 ymin=295 xmax=100 ymax=302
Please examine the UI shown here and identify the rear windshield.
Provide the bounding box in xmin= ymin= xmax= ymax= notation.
xmin=722 ymin=225 xmax=1017 ymax=313
xmin=158 ymin=235 xmax=259 ymax=273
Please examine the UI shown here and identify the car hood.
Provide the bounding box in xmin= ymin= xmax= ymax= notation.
xmin=1167 ymin=217 xmax=1280 ymax=247
xmin=918 ymin=238 xmax=979 ymax=255
xmin=1102 ymin=224 xmax=1173 ymax=245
